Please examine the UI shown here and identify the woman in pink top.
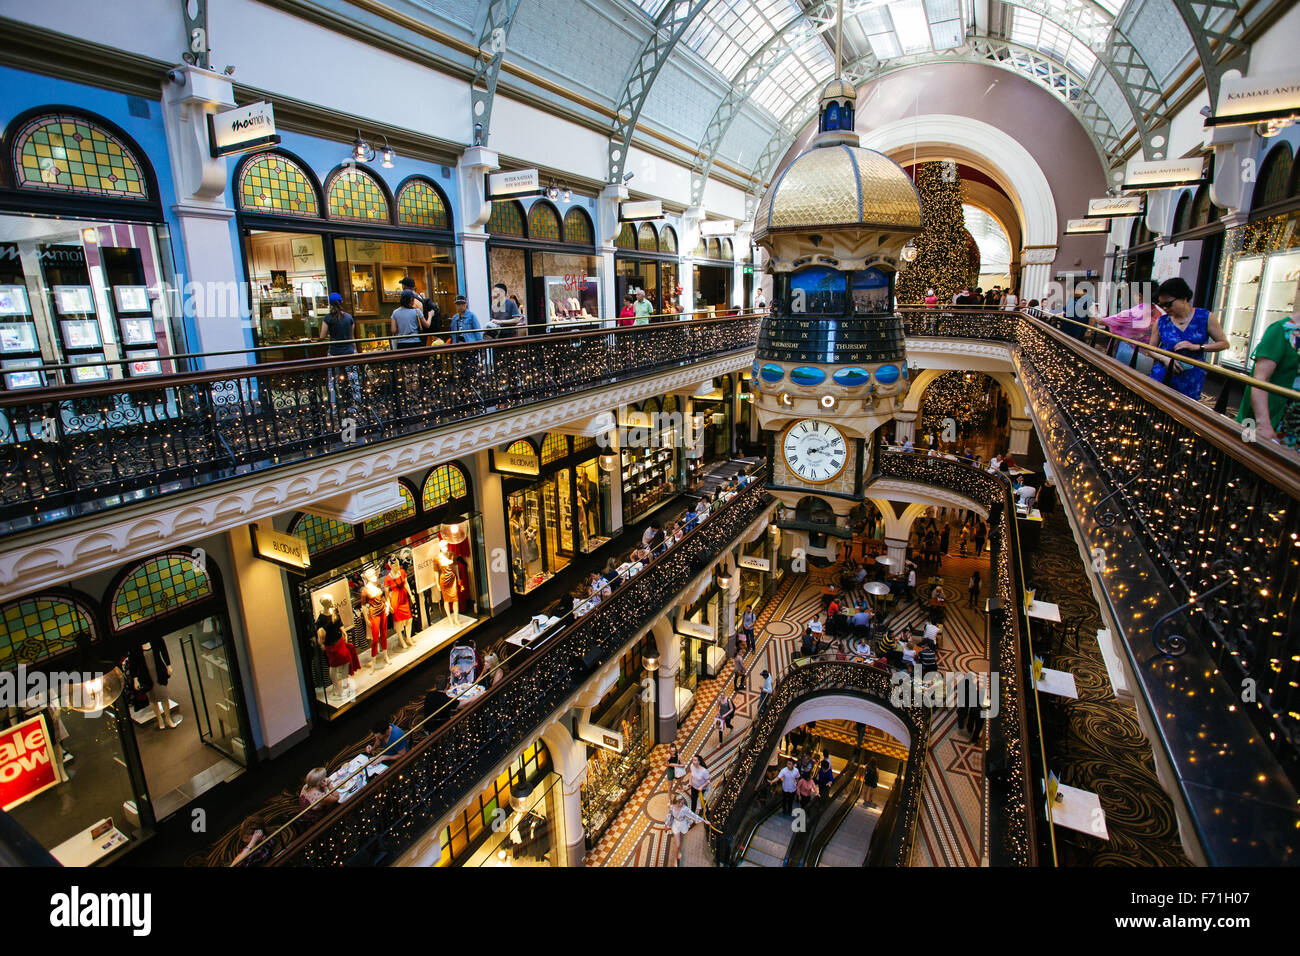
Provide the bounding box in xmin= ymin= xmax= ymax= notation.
xmin=1094 ymin=292 xmax=1161 ymax=367
xmin=923 ymin=287 xmax=939 ymax=309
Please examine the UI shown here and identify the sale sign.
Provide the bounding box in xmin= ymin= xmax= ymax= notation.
xmin=0 ymin=713 xmax=59 ymax=811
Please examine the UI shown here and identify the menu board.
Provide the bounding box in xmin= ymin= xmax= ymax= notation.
xmin=0 ymin=323 xmax=38 ymax=354
xmin=0 ymin=285 xmax=31 ymax=317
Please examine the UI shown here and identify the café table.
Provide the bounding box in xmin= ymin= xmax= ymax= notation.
xmin=1046 ymin=781 xmax=1109 ymax=840
xmin=1026 ymin=600 xmax=1062 ymax=623
xmin=1035 ymin=666 xmax=1079 ymax=699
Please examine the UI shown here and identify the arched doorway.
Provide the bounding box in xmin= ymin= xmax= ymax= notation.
xmin=105 ymin=549 xmax=251 ymax=821
xmin=918 ymin=371 xmax=1010 ymax=455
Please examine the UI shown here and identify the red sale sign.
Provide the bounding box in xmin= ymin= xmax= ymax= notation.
xmin=0 ymin=714 xmax=59 ymax=811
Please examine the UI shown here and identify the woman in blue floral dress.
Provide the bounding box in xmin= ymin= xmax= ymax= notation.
xmin=1145 ymin=277 xmax=1229 ymax=399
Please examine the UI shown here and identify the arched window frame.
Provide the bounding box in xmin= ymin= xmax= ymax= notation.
xmin=0 ymin=589 xmax=102 ymax=671
xmin=487 ymin=199 xmax=528 ymax=237
xmin=527 ymin=199 xmax=563 ymax=242
xmin=563 ymin=207 xmax=595 ymax=245
xmin=421 ymin=462 xmax=472 ymax=512
xmin=107 ymin=549 xmax=218 ymax=635
xmin=1253 ymin=142 xmax=1295 ymax=212
xmin=659 ymin=225 xmax=678 ymax=254
xmin=394 ymin=175 xmax=453 ymax=231
xmin=323 ymin=163 xmax=393 ymax=225
xmin=233 ymin=148 xmax=324 ymax=219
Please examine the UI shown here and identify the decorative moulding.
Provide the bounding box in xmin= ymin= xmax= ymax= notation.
xmin=864 ymin=478 xmax=989 ymax=519
xmin=302 ymin=480 xmax=406 ymax=525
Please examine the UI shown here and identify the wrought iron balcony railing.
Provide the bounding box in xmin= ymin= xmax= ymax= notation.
xmin=0 ymin=315 xmax=761 ymax=535
xmin=705 ymin=659 xmax=932 ymax=868
xmin=268 ymin=469 xmax=775 ymax=866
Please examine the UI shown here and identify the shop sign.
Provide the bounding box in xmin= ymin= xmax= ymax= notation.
xmin=410 ymin=538 xmax=442 ymax=595
xmin=738 ymin=556 xmax=771 ymax=572
xmin=488 ymin=168 xmax=540 ymax=198
xmin=699 ymin=219 xmax=735 ymax=236
xmin=208 ymin=101 xmax=280 ymax=157
xmin=619 ymin=199 xmax=663 ymax=222
xmin=0 ymin=714 xmax=59 ymax=812
xmin=1122 ymin=159 xmax=1205 ymax=191
xmin=251 ymin=527 xmax=311 ymax=572
xmin=1064 ymin=218 xmax=1110 ymax=235
xmin=577 ymin=719 xmax=624 ymax=753
xmin=493 ymin=445 xmax=540 ymax=476
xmin=678 ymin=619 xmax=716 ymax=643
xmin=1210 ymin=72 xmax=1300 ymax=125
xmin=1084 ymin=196 xmax=1143 ymax=219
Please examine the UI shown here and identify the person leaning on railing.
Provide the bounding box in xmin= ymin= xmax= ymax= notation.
xmin=1144 ymin=277 xmax=1228 ymax=400
xmin=1237 ymin=311 xmax=1300 ymax=449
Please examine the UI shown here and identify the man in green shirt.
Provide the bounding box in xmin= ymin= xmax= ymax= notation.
xmin=1237 ymin=315 xmax=1300 ymax=448
xmin=632 ymin=288 xmax=654 ymax=325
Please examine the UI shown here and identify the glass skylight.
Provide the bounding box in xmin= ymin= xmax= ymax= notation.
xmin=678 ymin=0 xmax=806 ymax=80
xmin=1010 ymin=9 xmax=1098 ymax=76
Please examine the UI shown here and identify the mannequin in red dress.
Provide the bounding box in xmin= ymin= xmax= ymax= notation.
xmin=384 ymin=555 xmax=416 ymax=650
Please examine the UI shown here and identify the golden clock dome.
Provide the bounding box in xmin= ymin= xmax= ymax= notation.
xmin=753 ymin=143 xmax=923 ymax=240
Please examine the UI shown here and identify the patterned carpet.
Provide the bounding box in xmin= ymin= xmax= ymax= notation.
xmin=588 ymin=550 xmax=995 ymax=867
xmin=1027 ymin=509 xmax=1191 ymax=867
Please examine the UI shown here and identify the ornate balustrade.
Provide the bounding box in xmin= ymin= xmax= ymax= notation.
xmin=705 ymin=659 xmax=931 ymax=867
xmin=0 ymin=316 xmax=760 ymax=534
xmin=270 ymin=469 xmax=774 ymax=866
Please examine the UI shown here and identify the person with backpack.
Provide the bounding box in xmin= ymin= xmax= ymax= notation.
xmin=320 ymin=292 xmax=361 ymax=406
xmin=715 ymin=693 xmax=735 ymax=744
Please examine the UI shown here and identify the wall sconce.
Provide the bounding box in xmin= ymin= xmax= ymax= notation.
xmin=62 ymin=666 xmax=126 ymax=712
xmin=718 ymin=573 xmax=732 ymax=589
xmin=599 ymin=454 xmax=618 ymax=472
xmin=81 ymin=228 xmax=99 ymax=244
xmin=351 ymin=130 xmax=397 ymax=167
xmin=380 ymin=137 xmax=395 ymax=169
xmin=642 ymin=652 xmax=659 ymax=672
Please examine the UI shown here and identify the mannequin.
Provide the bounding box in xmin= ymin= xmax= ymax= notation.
xmin=131 ymin=640 xmax=182 ymax=729
xmin=436 ymin=539 xmax=462 ymax=627
xmin=384 ymin=555 xmax=416 ymax=650
xmin=575 ymin=493 xmax=588 ymax=552
xmin=362 ymin=568 xmax=390 ymax=667
xmin=315 ymin=595 xmax=359 ymax=696
xmin=509 ymin=504 xmax=528 ymax=591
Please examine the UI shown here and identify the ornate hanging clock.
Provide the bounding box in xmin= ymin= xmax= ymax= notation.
xmin=780 ymin=419 xmax=849 ymax=484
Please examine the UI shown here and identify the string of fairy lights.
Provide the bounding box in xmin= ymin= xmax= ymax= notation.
xmin=1 ymin=317 xmax=763 ymax=525
xmin=284 ymin=474 xmax=775 ymax=865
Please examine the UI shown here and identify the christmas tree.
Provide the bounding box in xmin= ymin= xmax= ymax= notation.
xmin=897 ymin=161 xmax=980 ymax=303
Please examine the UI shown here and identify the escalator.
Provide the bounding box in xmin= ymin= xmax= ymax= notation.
xmin=736 ymin=803 xmax=796 ymax=867
xmin=814 ymin=768 xmax=898 ymax=867
xmin=783 ymin=749 xmax=864 ymax=866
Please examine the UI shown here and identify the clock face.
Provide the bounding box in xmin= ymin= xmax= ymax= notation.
xmin=782 ymin=420 xmax=848 ymax=484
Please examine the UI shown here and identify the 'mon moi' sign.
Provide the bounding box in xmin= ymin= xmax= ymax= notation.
xmin=0 ymin=714 xmax=59 ymax=811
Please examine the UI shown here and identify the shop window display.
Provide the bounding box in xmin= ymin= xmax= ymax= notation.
xmin=582 ymin=637 xmax=654 ymax=843
xmin=433 ymin=742 xmax=555 ymax=866
xmin=333 ymin=237 xmax=458 ymax=351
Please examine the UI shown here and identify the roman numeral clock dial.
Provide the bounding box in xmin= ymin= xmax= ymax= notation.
xmin=781 ymin=419 xmax=847 ymax=484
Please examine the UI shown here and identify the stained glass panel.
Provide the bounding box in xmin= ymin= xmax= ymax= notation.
xmin=564 ymin=208 xmax=594 ymax=245
xmin=0 ymin=597 xmax=94 ymax=670
xmin=14 ymin=114 xmax=148 ymax=199
xmin=396 ymin=179 xmax=449 ymax=229
xmin=422 ymin=464 xmax=469 ymax=510
xmin=363 ymin=484 xmax=417 ymax=534
xmin=638 ymin=223 xmax=659 ymax=251
xmin=573 ymin=435 xmax=596 ymax=454
xmin=327 ymin=168 xmax=390 ymax=223
xmin=541 ymin=433 xmax=569 ymax=464
xmin=659 ymin=225 xmax=678 ymax=254
xmin=239 ymin=152 xmax=320 ymax=217
xmin=528 ymin=202 xmax=561 ymax=241
xmin=616 ymin=223 xmax=637 ymax=249
xmin=488 ymin=200 xmax=526 ymax=236
xmin=112 ymin=554 xmax=213 ymax=630
xmin=290 ymin=513 xmax=356 ymax=557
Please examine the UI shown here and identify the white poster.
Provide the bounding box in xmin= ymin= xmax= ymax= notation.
xmin=309 ymin=577 xmax=354 ymax=632
xmin=411 ymin=538 xmax=441 ymax=595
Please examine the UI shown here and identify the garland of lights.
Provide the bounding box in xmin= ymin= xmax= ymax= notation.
xmin=920 ymin=371 xmax=997 ymax=434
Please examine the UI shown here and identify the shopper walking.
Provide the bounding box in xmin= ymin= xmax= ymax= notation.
xmin=758 ymin=669 xmax=773 ymax=711
xmin=974 ymin=522 xmax=987 ymax=558
xmin=666 ymin=743 xmax=686 ymax=798
xmin=688 ymin=755 xmax=710 ymax=814
xmin=797 ymin=771 xmax=819 ymax=811
xmin=777 ymin=758 xmax=800 ymax=816
xmin=633 ymin=288 xmax=654 ymax=325
xmin=862 ymin=757 xmax=879 ymax=808
xmin=666 ymin=794 xmax=703 ymax=866
xmin=732 ymin=652 xmax=748 ymax=697
xmin=741 ymin=604 xmax=756 ymax=652
xmin=715 ymin=693 xmax=735 ymax=744
xmin=968 ymin=570 xmax=981 ymax=609
xmin=320 ymin=292 xmax=361 ymax=407
xmin=1145 ymin=277 xmax=1228 ymax=400
xmin=488 ymin=282 xmax=523 ymax=337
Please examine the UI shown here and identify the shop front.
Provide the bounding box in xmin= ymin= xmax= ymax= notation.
xmin=692 ymin=237 xmax=734 ymax=314
xmin=1217 ymin=143 xmax=1300 ymax=370
xmin=486 ymin=198 xmax=601 ymax=330
xmin=615 ymin=221 xmax=681 ymax=315
xmin=620 ymin=396 xmax=682 ymax=523
xmin=738 ymin=527 xmax=781 ymax=613
xmin=1 ymin=544 xmax=254 ymax=864
xmin=234 ymin=149 xmax=459 ymax=361
xmin=675 ymin=581 xmax=726 ymax=719
xmin=0 ymin=107 xmax=184 ymax=388
xmin=288 ymin=463 xmax=485 ymax=718
xmin=497 ymin=433 xmax=611 ymax=596
xmin=692 ymin=373 xmax=737 ymax=465
xmin=437 ymin=739 xmax=563 ymax=866
xmin=580 ymin=634 xmax=655 ymax=846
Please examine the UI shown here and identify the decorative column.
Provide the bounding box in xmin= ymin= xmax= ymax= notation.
xmin=681 ymin=206 xmax=704 ymax=315
xmin=598 ymin=184 xmax=628 ymax=325
xmin=1008 ymin=419 xmax=1033 ymax=458
xmin=884 ymin=536 xmax=909 ymax=574
xmin=159 ymin=65 xmax=245 ymax=365
xmin=468 ymin=449 xmax=513 ymax=614
xmin=456 ymin=146 xmax=499 ymax=311
xmin=892 ymin=410 xmax=917 ymax=445
xmin=540 ymin=722 xmax=589 ymax=867
xmin=1019 ymin=246 xmax=1057 ymax=302
xmin=603 ymin=426 xmax=623 ymax=536
xmin=720 ymin=553 xmax=741 ymax=656
xmin=652 ymin=618 xmax=679 ymax=742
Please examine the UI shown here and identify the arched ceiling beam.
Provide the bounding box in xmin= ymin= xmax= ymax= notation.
xmin=997 ymin=0 xmax=1172 ymax=159
xmin=469 ymin=0 xmax=523 ymax=146
xmin=687 ymin=1 xmax=869 ymax=206
xmin=747 ymin=37 xmax=1121 ymax=206
xmin=608 ymin=0 xmax=714 ymax=185
xmin=1169 ymin=0 xmax=1251 ymax=110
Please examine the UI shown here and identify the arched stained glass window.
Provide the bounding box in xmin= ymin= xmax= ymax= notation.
xmin=721 ymin=238 xmax=733 ymax=260
xmin=616 ymin=223 xmax=636 ymax=249
xmin=396 ymin=178 xmax=449 ymax=229
xmin=290 ymin=513 xmax=356 ymax=557
xmin=488 ymin=200 xmax=526 ymax=236
xmin=707 ymin=238 xmax=721 ymax=259
xmin=363 ymin=483 xmax=417 ymax=534
xmin=528 ymin=202 xmax=561 ymax=241
xmin=1254 ymin=143 xmax=1293 ymax=211
xmin=1 ymin=596 xmax=96 ymax=670
xmin=694 ymin=237 xmax=707 ymax=257
xmin=564 ymin=208 xmax=594 ymax=245
xmin=111 ymin=553 xmax=213 ymax=631
xmin=573 ymin=435 xmax=596 ymax=454
xmin=239 ymin=152 xmax=319 ymax=217
xmin=506 ymin=439 xmax=537 ymax=457
xmin=422 ymin=464 xmax=469 ymax=510
xmin=541 ymin=433 xmax=569 ymax=465
xmin=637 ymin=223 xmax=658 ymax=250
xmin=327 ymin=167 xmax=389 ymax=223
xmin=659 ymin=225 xmax=678 ymax=254
xmin=12 ymin=113 xmax=148 ymax=199
xmin=662 ymin=394 xmax=678 ymax=414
